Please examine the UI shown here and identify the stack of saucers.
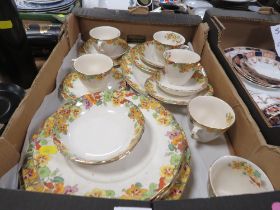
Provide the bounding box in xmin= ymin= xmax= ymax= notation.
xmin=15 ymin=0 xmax=76 ymax=12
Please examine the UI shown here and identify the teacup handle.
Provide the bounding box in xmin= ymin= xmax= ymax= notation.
xmin=96 ymin=40 xmax=105 ymax=53
xmin=179 ymin=45 xmax=190 ymax=50
xmin=191 ymin=122 xmax=203 ymax=140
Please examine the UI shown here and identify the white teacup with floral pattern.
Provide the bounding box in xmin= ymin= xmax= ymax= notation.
xmin=188 ymin=96 xmax=235 ymax=143
xmin=73 ymin=54 xmax=113 ymax=92
xmin=153 ymin=31 xmax=186 ymax=61
xmin=163 ymin=49 xmax=201 ymax=86
xmin=89 ymin=26 xmax=121 ymax=54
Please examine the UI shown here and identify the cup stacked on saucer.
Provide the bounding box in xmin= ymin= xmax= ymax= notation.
xmin=80 ymin=26 xmax=129 ymax=61
xmin=137 ymin=31 xmax=211 ymax=105
xmin=61 ymin=26 xmax=129 ymax=101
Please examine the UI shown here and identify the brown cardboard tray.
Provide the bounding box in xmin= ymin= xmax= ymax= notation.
xmin=0 ymin=8 xmax=278 ymax=202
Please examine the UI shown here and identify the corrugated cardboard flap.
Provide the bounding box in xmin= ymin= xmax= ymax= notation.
xmin=206 ymin=8 xmax=280 ymax=23
xmin=0 ymin=137 xmax=20 ymax=177
xmin=72 ymin=7 xmax=202 ymax=26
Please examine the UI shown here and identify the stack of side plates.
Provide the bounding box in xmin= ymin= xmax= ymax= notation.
xmin=225 ymin=47 xmax=280 ymax=88
xmin=15 ymin=0 xmax=76 ymax=12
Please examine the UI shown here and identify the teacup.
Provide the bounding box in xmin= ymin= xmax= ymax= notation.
xmin=188 ymin=96 xmax=235 ymax=143
xmin=73 ymin=54 xmax=113 ymax=92
xmin=153 ymin=31 xmax=186 ymax=58
xmin=163 ymin=49 xmax=200 ymax=86
xmin=89 ymin=26 xmax=121 ymax=54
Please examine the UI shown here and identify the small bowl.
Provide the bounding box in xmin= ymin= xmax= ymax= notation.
xmin=209 ymin=156 xmax=274 ymax=197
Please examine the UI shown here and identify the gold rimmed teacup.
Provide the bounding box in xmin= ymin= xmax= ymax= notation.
xmin=163 ymin=49 xmax=201 ymax=86
xmin=89 ymin=26 xmax=124 ymax=56
xmin=73 ymin=54 xmax=113 ymax=92
xmin=188 ymin=96 xmax=235 ymax=143
xmin=154 ymin=31 xmax=186 ymax=58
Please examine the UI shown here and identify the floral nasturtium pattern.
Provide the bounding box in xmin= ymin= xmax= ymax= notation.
xmin=22 ymin=90 xmax=190 ymax=200
xmin=229 ymin=161 xmax=262 ymax=188
xmin=52 ymin=93 xmax=144 ymax=164
xmin=60 ymin=68 xmax=126 ymax=101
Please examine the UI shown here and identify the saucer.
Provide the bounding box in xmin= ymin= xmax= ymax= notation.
xmin=81 ymin=38 xmax=129 ymax=60
xmin=131 ymin=44 xmax=159 ymax=74
xmin=156 ymin=68 xmax=208 ymax=97
xmin=121 ymin=51 xmax=151 ymax=94
xmin=141 ymin=41 xmax=165 ymax=69
xmin=52 ymin=94 xmax=145 ymax=165
xmin=60 ymin=68 xmax=126 ymax=101
xmin=145 ymin=76 xmax=214 ymax=105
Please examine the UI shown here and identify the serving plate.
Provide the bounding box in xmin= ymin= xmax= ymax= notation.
xmin=60 ymin=68 xmax=126 ymax=101
xmin=52 ymin=94 xmax=144 ymax=165
xmin=121 ymin=51 xmax=151 ymax=94
xmin=145 ymin=76 xmax=213 ymax=106
xmin=22 ymin=90 xmax=191 ymax=200
xmin=156 ymin=69 xmax=208 ymax=97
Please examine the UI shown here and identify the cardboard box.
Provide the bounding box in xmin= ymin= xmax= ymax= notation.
xmin=205 ymin=8 xmax=280 ymax=146
xmin=0 ymin=8 xmax=278 ymax=204
xmin=205 ymin=8 xmax=280 ymax=189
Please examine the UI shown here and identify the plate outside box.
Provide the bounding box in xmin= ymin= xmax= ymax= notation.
xmin=0 ymin=83 xmax=25 ymax=124
xmin=23 ymin=0 xmax=63 ymax=4
xmin=22 ymin=90 xmax=191 ymax=200
xmin=185 ymin=0 xmax=213 ymax=8
xmin=225 ymin=47 xmax=280 ymax=88
xmin=16 ymin=0 xmax=75 ymax=10
xmin=243 ymin=50 xmax=280 ymax=83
